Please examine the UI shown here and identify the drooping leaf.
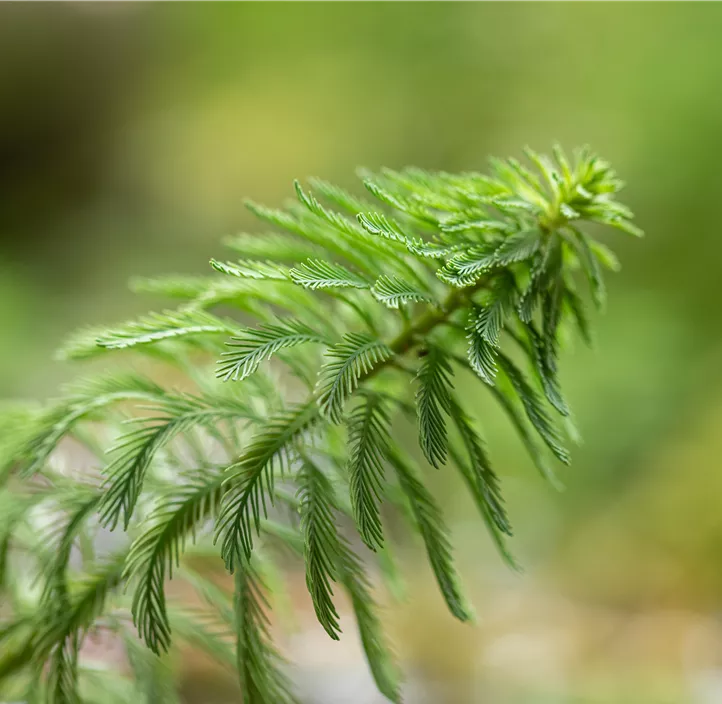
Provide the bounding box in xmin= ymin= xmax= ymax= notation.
xmin=448 ymin=395 xmax=511 ymax=538
xmin=338 ymin=547 xmax=401 ymax=703
xmin=486 ymin=382 xmax=562 ymax=490
xmin=18 ymin=373 xmax=165 ymax=476
xmin=525 ymin=323 xmax=570 ymax=416
xmin=466 ymin=308 xmax=499 ymax=385
xmin=388 ymin=449 xmax=473 ymax=622
xmin=497 ymin=353 xmax=570 ymax=464
xmin=216 ymin=402 xmax=318 ymax=571
xmin=124 ymin=471 xmax=225 ymax=653
xmin=415 ymin=347 xmax=453 ymax=468
xmin=297 ymin=460 xmax=343 ymax=640
xmin=347 ymin=392 xmax=392 ymax=551
xmin=316 ymin=333 xmax=393 ymax=424
xmin=568 ymin=227 xmax=606 ymax=309
xmin=99 ymin=394 xmax=252 ymax=530
xmin=234 ymin=564 xmax=298 ymax=704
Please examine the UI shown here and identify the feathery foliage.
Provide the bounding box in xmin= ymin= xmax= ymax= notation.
xmin=347 ymin=392 xmax=392 ymax=551
xmin=317 ymin=333 xmax=393 ymax=424
xmin=297 ymin=460 xmax=343 ymax=640
xmin=123 ymin=470 xmax=225 ymax=653
xmin=234 ymin=565 xmax=298 ymax=704
xmin=371 ymin=275 xmax=433 ymax=309
xmin=217 ymin=319 xmax=330 ymax=383
xmin=388 ymin=449 xmax=473 ymax=622
xmin=415 ymin=346 xmax=454 ymax=469
xmin=216 ymin=402 xmax=318 ymax=571
xmin=0 ymin=146 xmax=641 ymax=701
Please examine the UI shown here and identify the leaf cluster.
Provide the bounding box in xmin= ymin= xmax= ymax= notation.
xmin=0 ymin=146 xmax=640 ymax=702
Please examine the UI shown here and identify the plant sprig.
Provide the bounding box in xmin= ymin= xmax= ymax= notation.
xmin=0 ymin=146 xmax=641 ymax=703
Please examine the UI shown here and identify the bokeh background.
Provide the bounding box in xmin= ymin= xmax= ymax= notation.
xmin=2 ymin=4 xmax=722 ymax=703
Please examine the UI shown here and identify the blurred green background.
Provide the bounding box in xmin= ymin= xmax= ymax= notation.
xmin=2 ymin=4 xmax=722 ymax=702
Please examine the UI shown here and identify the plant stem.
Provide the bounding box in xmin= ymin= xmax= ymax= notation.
xmin=387 ymin=279 xmax=486 ymax=357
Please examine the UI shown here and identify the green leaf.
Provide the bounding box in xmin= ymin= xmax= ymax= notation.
xmin=601 ymin=216 xmax=644 ymax=238
xmin=357 ymin=212 xmax=409 ymax=245
xmin=440 ymin=231 xmax=540 ymax=288
xmin=371 ymin=275 xmax=433 ymax=309
xmin=518 ymin=237 xmax=563 ymax=323
xmin=40 ymin=490 xmax=101 ymax=609
xmin=46 ymin=635 xmax=80 ymax=704
xmin=470 ymin=275 xmax=515 ymax=348
xmin=129 ymin=274 xmax=226 ymax=300
xmin=388 ymin=449 xmax=473 ymax=622
xmin=525 ymin=323 xmax=569 ymax=416
xmin=437 ymin=244 xmax=497 ymax=287
xmin=96 ymin=309 xmax=235 ymax=351
xmin=316 ymin=333 xmax=393 ymax=424
xmin=35 ymin=552 xmax=126 ymax=667
xmin=217 ymin=320 xmax=329 ymax=382
xmin=448 ymin=396 xmax=511 ymax=538
xmin=493 ymin=229 xmax=542 ymax=266
xmin=564 ymin=286 xmax=593 ymax=346
xmin=338 ymin=548 xmax=401 ymax=703
xmin=568 ymin=227 xmax=605 ymax=309
xmin=346 ymin=392 xmax=392 ymax=551
xmin=224 ymin=232 xmax=324 ymax=263
xmin=168 ymin=608 xmax=236 ymax=673
xmin=415 ymin=347 xmax=453 ymax=468
xmin=123 ymin=471 xmax=225 ymax=653
xmin=497 ymin=353 xmax=570 ymax=464
xmin=99 ymin=394 xmax=252 ymax=530
xmin=309 ymin=178 xmax=372 ymax=216
xmin=486 ymin=382 xmax=563 ymax=489
xmin=364 ymin=177 xmax=436 ymax=225
xmin=289 ymin=259 xmax=369 ymax=290
xmin=122 ymin=633 xmax=179 ymax=704
xmin=18 ymin=373 xmax=165 ymax=476
xmin=210 ymin=258 xmax=289 ymax=281
xmin=0 ymin=405 xmax=41 ymax=481
xmin=216 ymin=402 xmax=318 ymax=571
xmin=295 ymin=180 xmax=366 ymax=241
xmin=406 ymin=238 xmax=457 ymax=259
xmin=297 ymin=460 xmax=343 ymax=640
xmin=234 ymin=564 xmax=298 ymax=704
xmin=589 ymin=240 xmax=621 ymax=272
xmin=523 ymin=146 xmax=561 ymax=198
xmin=466 ymin=307 xmax=499 ymax=385
xmin=245 ymin=200 xmax=376 ymax=274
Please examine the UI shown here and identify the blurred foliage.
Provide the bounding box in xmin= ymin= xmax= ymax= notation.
xmin=2 ymin=4 xmax=722 ymax=702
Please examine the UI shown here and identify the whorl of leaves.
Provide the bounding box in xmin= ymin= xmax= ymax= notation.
xmin=0 ymin=146 xmax=640 ymax=703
